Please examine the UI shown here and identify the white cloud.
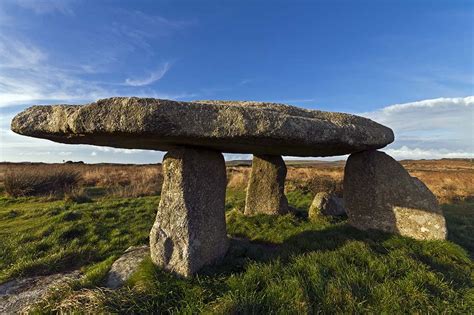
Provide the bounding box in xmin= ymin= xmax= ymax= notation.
xmin=95 ymin=147 xmax=144 ymax=154
xmin=383 ymin=146 xmax=473 ymax=160
xmin=125 ymin=62 xmax=171 ymax=87
xmin=362 ymin=96 xmax=474 ymax=160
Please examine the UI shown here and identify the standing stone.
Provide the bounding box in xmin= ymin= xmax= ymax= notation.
xmin=308 ymin=192 xmax=346 ymax=220
xmin=149 ymin=147 xmax=229 ymax=277
xmin=244 ymin=155 xmax=289 ymax=215
xmin=344 ymin=150 xmax=447 ymax=240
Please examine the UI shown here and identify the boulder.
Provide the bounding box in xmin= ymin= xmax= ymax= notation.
xmin=0 ymin=271 xmax=80 ymax=314
xmin=149 ymin=147 xmax=229 ymax=277
xmin=11 ymin=97 xmax=394 ymax=157
xmin=308 ymin=192 xmax=346 ymax=220
xmin=244 ymin=155 xmax=289 ymax=215
xmin=344 ymin=150 xmax=447 ymax=240
xmin=105 ymin=245 xmax=149 ymax=289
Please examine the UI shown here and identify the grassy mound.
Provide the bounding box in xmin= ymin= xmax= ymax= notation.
xmin=0 ymin=192 xmax=472 ymax=313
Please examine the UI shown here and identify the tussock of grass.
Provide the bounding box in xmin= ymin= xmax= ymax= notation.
xmin=4 ymin=167 xmax=80 ymax=197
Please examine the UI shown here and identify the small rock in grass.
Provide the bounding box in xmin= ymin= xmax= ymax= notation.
xmin=105 ymin=245 xmax=149 ymax=289
xmin=308 ymin=192 xmax=346 ymax=220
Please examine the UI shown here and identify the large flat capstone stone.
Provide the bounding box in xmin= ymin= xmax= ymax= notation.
xmin=11 ymin=97 xmax=394 ymax=157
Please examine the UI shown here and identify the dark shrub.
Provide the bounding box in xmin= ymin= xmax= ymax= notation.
xmin=4 ymin=167 xmax=81 ymax=197
xmin=307 ymin=175 xmax=343 ymax=197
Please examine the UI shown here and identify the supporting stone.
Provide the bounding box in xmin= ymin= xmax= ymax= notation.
xmin=344 ymin=150 xmax=447 ymax=240
xmin=149 ymin=147 xmax=229 ymax=277
xmin=244 ymin=155 xmax=289 ymax=215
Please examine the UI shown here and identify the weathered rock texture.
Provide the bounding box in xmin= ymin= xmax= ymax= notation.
xmin=11 ymin=97 xmax=394 ymax=157
xmin=308 ymin=192 xmax=346 ymax=220
xmin=149 ymin=147 xmax=229 ymax=277
xmin=0 ymin=271 xmax=80 ymax=314
xmin=244 ymin=155 xmax=289 ymax=215
xmin=106 ymin=245 xmax=149 ymax=289
xmin=344 ymin=150 xmax=447 ymax=240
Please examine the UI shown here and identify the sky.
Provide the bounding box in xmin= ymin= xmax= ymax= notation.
xmin=0 ymin=0 xmax=473 ymax=163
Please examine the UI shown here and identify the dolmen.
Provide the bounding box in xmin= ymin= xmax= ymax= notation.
xmin=11 ymin=97 xmax=447 ymax=277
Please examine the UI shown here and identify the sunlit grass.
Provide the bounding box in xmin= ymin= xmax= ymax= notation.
xmin=1 ymin=194 xmax=473 ymax=313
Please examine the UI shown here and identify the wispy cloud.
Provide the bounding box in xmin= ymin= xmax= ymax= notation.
xmin=0 ymin=36 xmax=191 ymax=107
xmin=239 ymin=78 xmax=255 ymax=85
xmin=272 ymin=98 xmax=316 ymax=104
xmin=0 ymin=34 xmax=110 ymax=107
xmin=125 ymin=62 xmax=171 ymax=87
xmin=10 ymin=0 xmax=77 ymax=15
xmin=107 ymin=10 xmax=196 ymax=53
xmin=0 ymin=35 xmax=46 ymax=68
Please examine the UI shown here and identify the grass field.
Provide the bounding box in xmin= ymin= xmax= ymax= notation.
xmin=0 ymin=159 xmax=473 ymax=313
xmin=0 ymin=188 xmax=473 ymax=313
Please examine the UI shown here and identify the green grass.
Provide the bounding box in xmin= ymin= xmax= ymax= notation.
xmin=443 ymin=202 xmax=474 ymax=258
xmin=0 ymin=196 xmax=159 ymax=283
xmin=1 ymin=194 xmax=473 ymax=314
xmin=286 ymin=190 xmax=314 ymax=213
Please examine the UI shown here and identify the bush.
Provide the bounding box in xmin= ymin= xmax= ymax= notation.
xmin=4 ymin=167 xmax=80 ymax=197
xmin=289 ymin=174 xmax=343 ymax=197
xmin=64 ymin=188 xmax=92 ymax=204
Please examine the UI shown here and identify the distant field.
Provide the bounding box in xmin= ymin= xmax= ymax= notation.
xmin=1 ymin=158 xmax=472 ymax=203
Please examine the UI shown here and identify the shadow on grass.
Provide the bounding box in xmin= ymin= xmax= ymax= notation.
xmin=200 ymin=224 xmax=392 ymax=276
xmin=202 ymin=206 xmax=473 ymax=287
xmin=63 ymin=207 xmax=473 ymax=314
xmin=443 ymin=202 xmax=474 ymax=258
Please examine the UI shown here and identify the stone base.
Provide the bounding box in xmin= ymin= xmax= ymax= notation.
xmin=244 ymin=155 xmax=289 ymax=215
xmin=344 ymin=150 xmax=447 ymax=240
xmin=149 ymin=147 xmax=229 ymax=277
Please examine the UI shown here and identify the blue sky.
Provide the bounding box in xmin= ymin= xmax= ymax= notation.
xmin=0 ymin=0 xmax=473 ymax=163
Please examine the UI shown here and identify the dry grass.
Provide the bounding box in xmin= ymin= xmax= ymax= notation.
xmin=0 ymin=163 xmax=163 ymax=198
xmin=400 ymin=159 xmax=474 ymax=203
xmin=4 ymin=167 xmax=80 ymax=197
xmin=82 ymin=165 xmax=162 ymax=197
xmin=0 ymin=159 xmax=472 ymax=203
xmin=226 ymin=159 xmax=473 ymax=204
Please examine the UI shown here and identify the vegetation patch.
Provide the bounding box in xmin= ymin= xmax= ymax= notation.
xmin=4 ymin=167 xmax=80 ymax=197
xmin=0 ymin=196 xmax=159 ymax=283
xmin=2 ymin=192 xmax=472 ymax=313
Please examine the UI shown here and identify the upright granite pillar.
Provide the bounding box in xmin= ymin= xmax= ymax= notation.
xmin=149 ymin=147 xmax=229 ymax=277
xmin=344 ymin=150 xmax=447 ymax=240
xmin=244 ymin=155 xmax=289 ymax=215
